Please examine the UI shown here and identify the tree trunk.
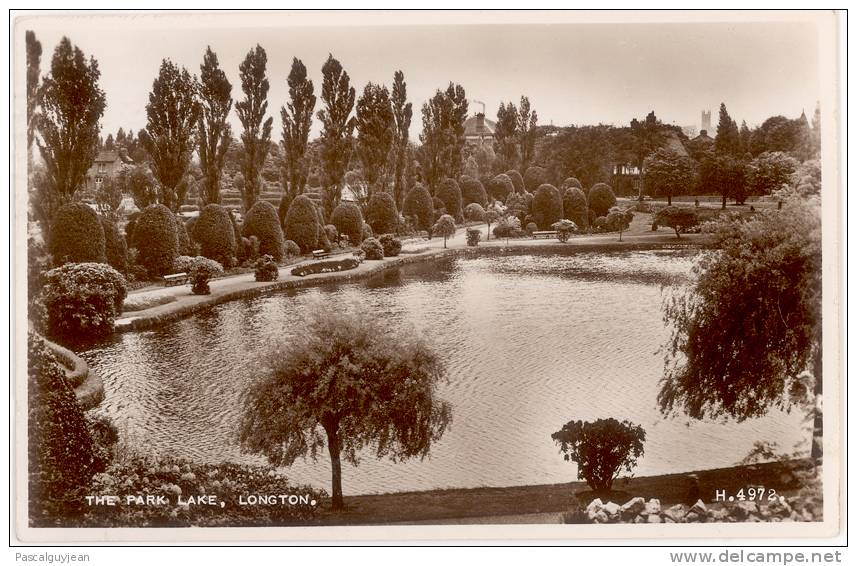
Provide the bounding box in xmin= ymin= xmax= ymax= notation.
xmin=324 ymin=422 xmax=344 ymax=510
xmin=721 ymin=194 xmax=727 ymax=210
xmin=667 ymin=193 xmax=672 ymax=206
xmin=443 ymin=236 xmax=447 ymax=249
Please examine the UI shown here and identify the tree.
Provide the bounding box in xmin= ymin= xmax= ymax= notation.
xmin=235 ymin=45 xmax=274 ymax=212
xmin=715 ymin=103 xmax=741 ymax=157
xmin=739 ymin=120 xmax=752 ymax=155
xmin=36 ymin=37 xmax=106 ymax=204
xmin=355 ymin=82 xmax=395 ymax=193
xmin=122 ymin=165 xmax=158 ymax=210
xmin=587 ymin=183 xmax=617 ymax=218
xmin=604 ymin=207 xmax=633 ymax=241
xmin=280 ymin=58 xmax=316 ymax=207
xmin=643 ymin=148 xmax=697 ymax=205
xmin=197 ymin=47 xmax=233 ymax=206
xmin=26 ymin=30 xmax=42 ymax=154
xmin=811 ymin=102 xmax=821 ymax=156
xmin=517 ymin=96 xmax=538 ymax=171
xmin=531 ymin=184 xmax=562 ymax=230
xmin=418 ymin=83 xmax=468 ymax=190
xmin=431 ymin=214 xmax=456 ymax=248
xmin=629 ymin=111 xmax=664 ymax=177
xmin=239 ymin=309 xmax=451 ymax=510
xmin=660 ymin=199 xmax=821 ymax=459
xmin=653 ymin=206 xmax=698 ymax=238
xmin=317 ymin=55 xmax=356 ymax=220
xmin=746 ymin=151 xmax=799 ymax=196
xmin=140 ymin=59 xmax=200 ymax=211
xmin=365 ymin=191 xmax=398 ymax=235
xmin=390 ymin=71 xmax=413 ymax=210
xmin=540 ymin=125 xmax=617 ymax=189
xmin=699 ymin=154 xmax=747 ymax=208
xmin=494 ymin=101 xmax=518 ymax=170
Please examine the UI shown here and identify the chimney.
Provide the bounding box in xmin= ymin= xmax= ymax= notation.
xmin=700 ymin=129 xmax=708 ymax=137
xmin=476 ymin=112 xmax=485 ymax=131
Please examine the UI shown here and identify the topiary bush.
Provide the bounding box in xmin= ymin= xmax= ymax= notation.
xmin=254 ymin=254 xmax=279 ymax=282
xmin=432 ymin=214 xmax=457 ymax=248
xmin=283 ymin=195 xmax=319 ymax=253
xmin=653 ymin=206 xmax=699 ymax=238
xmin=402 ymin=184 xmax=434 ymax=233
xmin=459 ymin=175 xmax=488 ymax=208
xmin=466 ymin=227 xmax=481 ymax=247
xmin=173 ymin=255 xmax=224 ymax=276
xmin=588 ymin=183 xmax=617 ymax=218
xmin=505 ymin=170 xmax=525 ymax=193
xmin=100 ymin=216 xmax=128 ymax=274
xmin=487 ymin=174 xmax=514 ymax=202
xmin=435 ymin=178 xmax=463 ymax=222
xmin=563 ymin=187 xmax=589 ymax=231
xmin=188 ymin=257 xmax=224 ymax=295
xmin=331 ymin=202 xmax=364 ymax=247
xmin=291 ymin=257 xmax=360 ymax=277
xmin=505 ymin=191 xmax=531 ymax=222
xmin=132 ymin=204 xmax=179 ymax=277
xmin=362 ymin=222 xmax=374 ymax=242
xmin=42 ymin=262 xmax=127 ymax=343
xmin=523 ymin=166 xmax=549 ymax=193
xmin=193 ymin=204 xmax=236 ymax=268
xmin=378 ymin=234 xmax=402 ymax=257
xmin=285 ymin=240 xmax=301 ymax=258
xmin=532 ymin=184 xmax=564 ymax=230
xmin=526 ymin=222 xmax=538 ymax=235
xmin=366 ymin=191 xmax=399 ymax=235
xmin=551 ymin=219 xmax=577 ymax=242
xmin=561 ymin=177 xmax=583 ymax=190
xmin=49 ymin=202 xmax=107 ymax=265
xmin=243 ymin=201 xmax=286 ymax=261
xmin=361 ymin=237 xmax=384 ymax=260
xmin=175 ymin=216 xmax=196 ymax=257
xmin=464 ymin=202 xmax=486 ymax=222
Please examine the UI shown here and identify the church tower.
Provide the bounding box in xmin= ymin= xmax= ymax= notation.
xmin=701 ymin=110 xmax=712 ymax=133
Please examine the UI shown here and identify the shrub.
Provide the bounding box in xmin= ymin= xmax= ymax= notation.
xmin=505 ymin=191 xmax=530 ymax=221
xmin=525 ymin=222 xmax=538 ymax=235
xmin=562 ymin=187 xmax=589 ymax=231
xmin=432 ymin=214 xmax=457 ymax=248
xmin=100 ymin=216 xmax=128 ymax=274
xmin=551 ymin=418 xmax=646 ymax=493
xmin=459 ymin=176 xmax=488 ymax=207
xmin=193 ymin=204 xmax=236 ymax=268
xmin=402 ymin=184 xmax=434 ymax=233
xmin=466 ymin=227 xmax=481 ymax=247
xmin=283 ymin=195 xmax=320 ymax=253
xmin=561 ymin=177 xmax=583 ymax=190
xmin=243 ymin=201 xmax=285 ymax=261
xmin=653 ymin=206 xmax=699 ymax=238
xmin=505 ymin=170 xmax=524 ymax=193
xmin=532 ymin=184 xmax=563 ymax=230
xmin=604 ymin=207 xmax=634 ymax=240
xmin=132 ymin=204 xmax=179 ymax=277
xmin=173 ymin=255 xmax=224 ymax=276
xmin=324 ymin=224 xmax=339 ymax=246
xmin=487 ymin=174 xmax=514 ymax=202
xmin=362 ymin=222 xmax=374 ymax=242
xmin=523 ymin=166 xmax=549 ymax=192
xmin=175 ymin=216 xmax=196 ymax=257
xmin=366 ymin=191 xmax=399 ymax=235
xmin=285 ymin=240 xmax=301 ymax=258
xmin=588 ymin=183 xmax=617 ymax=217
xmin=435 ymin=178 xmax=463 ymax=222
xmin=551 ymin=219 xmax=577 ymax=242
xmin=291 ymin=257 xmax=360 ymax=277
xmin=361 ymin=237 xmax=384 ymax=260
xmin=188 ymin=257 xmax=224 ymax=295
xmin=378 ymin=234 xmax=402 ymax=257
xmin=493 ymin=215 xmax=522 ymax=238
xmin=49 ymin=203 xmax=106 ymax=265
xmin=331 ymin=203 xmax=364 ymax=246
xmin=463 ymin=202 xmax=486 ymax=222
xmin=254 ymin=254 xmax=279 ymax=282
xmin=43 ymin=263 xmax=127 ymax=342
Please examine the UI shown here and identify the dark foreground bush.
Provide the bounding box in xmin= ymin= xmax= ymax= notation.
xmin=290 ymin=257 xmax=360 ymax=277
xmin=378 ymin=234 xmax=402 ymax=257
xmin=42 ymin=263 xmax=127 ymax=342
xmin=254 ymin=254 xmax=279 ymax=282
xmin=366 ymin=192 xmax=399 ymax=235
xmin=361 ymin=237 xmax=384 ymax=260
xmin=330 ymin=203 xmax=363 ymax=247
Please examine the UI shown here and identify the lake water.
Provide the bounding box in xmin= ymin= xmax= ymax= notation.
xmin=81 ymin=249 xmax=808 ymax=495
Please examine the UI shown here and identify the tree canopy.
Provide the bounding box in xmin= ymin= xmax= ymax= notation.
xmin=235 ymin=44 xmax=274 ymax=212
xmin=197 ymin=46 xmax=233 ymax=206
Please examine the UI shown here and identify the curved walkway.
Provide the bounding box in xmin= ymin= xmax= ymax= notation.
xmin=43 ymin=337 xmax=104 ymax=410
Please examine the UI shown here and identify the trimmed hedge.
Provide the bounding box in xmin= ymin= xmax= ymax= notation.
xmin=285 ymin=240 xmax=301 ymax=258
xmin=378 ymin=234 xmax=402 ymax=257
xmin=43 ymin=262 xmax=127 ymax=342
xmin=402 ymin=184 xmax=434 ymax=233
xmin=563 ymin=187 xmax=589 ymax=231
xmin=366 ymin=191 xmax=399 ymax=235
xmin=524 ymin=166 xmax=549 ymax=192
xmin=505 ymin=170 xmax=525 ymax=193
xmin=464 ymin=202 xmax=486 ymax=222
xmin=588 ymin=183 xmax=617 ymax=218
xmin=361 ymin=237 xmax=384 ymax=260
xmin=49 ymin=203 xmax=106 ymax=265
xmin=243 ymin=201 xmax=286 ymax=261
xmin=100 ymin=216 xmax=128 ymax=274
xmin=331 ymin=203 xmax=364 ymax=246
xmin=435 ymin=178 xmax=463 ymax=222
xmin=283 ymin=195 xmax=319 ymax=253
xmin=291 ymin=257 xmax=360 ymax=277
xmin=193 ymin=204 xmax=236 ymax=268
xmin=132 ymin=204 xmax=180 ymax=277
xmin=487 ymin=174 xmax=514 ymax=202
xmin=459 ymin=175 xmax=488 ymax=208
xmin=562 ymin=177 xmax=583 ymax=190
xmin=532 ymin=184 xmax=564 ymax=230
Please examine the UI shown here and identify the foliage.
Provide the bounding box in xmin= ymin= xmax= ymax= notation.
xmin=49 ymin=202 xmax=107 ymax=265
xmin=505 ymin=190 xmax=531 ymax=222
xmin=331 ymin=203 xmax=365 ymax=247
xmin=747 ymin=151 xmax=799 ymax=196
xmin=132 ymin=204 xmax=179 ymax=277
xmin=494 ymin=101 xmax=519 ymax=169
xmin=551 ymin=418 xmax=646 ymax=492
xmin=366 ymin=191 xmax=399 ymax=235
xmin=175 ymin=217 xmax=197 ymax=257
xmin=562 ymin=187 xmax=589 ymax=231
xmin=26 ymin=31 xmax=42 ymax=151
xmin=539 ymin=125 xmax=616 ymax=189
xmin=285 ymin=240 xmax=301 ymax=258
xmin=486 ymin=174 xmax=514 ymax=202
xmin=402 ymin=183 xmax=434 ymax=232
xmin=505 ymin=169 xmax=525 ymax=193
xmin=121 ymin=166 xmax=159 ymax=210
xmin=660 ymin=198 xmax=821 ymax=421
xmin=290 ymin=257 xmax=360 ymax=277
xmin=280 ymin=57 xmax=316 ymax=200
xmin=604 ymin=207 xmax=634 ymax=240
xmin=360 ymin=237 xmax=384 ymax=260
xmin=243 ymin=201 xmax=286 ymax=261
xmin=189 ymin=257 xmax=224 ymax=295
xmin=355 ymin=82 xmax=395 ymax=191
xmin=653 ymin=206 xmax=699 ymax=238
xmin=432 ymin=214 xmax=457 ymax=248
xmin=140 ymin=59 xmax=200 ymax=211
xmin=531 ymin=184 xmax=563 ymax=230
xmin=419 ymin=83 xmax=468 ymax=189
xmin=551 ymin=219 xmax=577 ymax=242
xmin=516 ymin=96 xmax=539 ymax=170
xmin=629 ymin=110 xmax=666 ymax=171
xmin=42 ymin=263 xmax=127 ymax=342
xmin=464 ymin=202 xmax=486 ymax=222
xmin=100 ymin=216 xmax=128 ymax=274
xmin=390 ymin=71 xmax=414 ymax=209
xmin=193 ymin=204 xmax=236 ymax=267
xmin=252 ymin=254 xmax=279 ymax=282
xmin=466 ymin=227 xmax=481 ymax=247
xmin=317 ymin=54 xmax=357 ymax=219
xmin=643 ymin=148 xmax=697 ymax=205
xmin=588 ymin=183 xmax=617 ymax=217
xmin=235 ymin=45 xmax=274 ymax=212
xmin=492 ymin=215 xmax=523 ymax=239
xmin=459 ymin=175 xmax=488 ymax=207
xmin=378 ymin=234 xmax=402 ymax=257
xmin=435 ymin=178 xmax=463 ymax=221
xmin=561 ymin=177 xmax=582 ymax=190
xmin=197 ymin=47 xmax=233 ymax=206
xmin=715 ymin=103 xmax=742 ymax=157
xmin=525 ymin=222 xmax=538 ymax=235
xmin=238 ymin=308 xmax=451 ymax=509
xmin=698 ymin=154 xmax=747 ymax=208
xmin=523 ymin=166 xmax=548 ymax=193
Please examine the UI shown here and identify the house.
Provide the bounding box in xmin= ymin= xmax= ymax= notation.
xmin=463 ymin=113 xmax=496 ymax=146
xmin=85 ymin=149 xmax=134 ymax=192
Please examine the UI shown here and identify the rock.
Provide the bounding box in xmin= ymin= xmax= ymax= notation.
xmin=620 ymin=497 xmax=646 ymax=519
xmin=663 ymin=504 xmax=687 ymax=523
xmin=644 ymin=498 xmax=661 ymax=515
xmin=663 ymin=516 xmax=675 ymax=523
xmin=647 ymin=514 xmax=662 ymax=523
xmin=685 ymin=511 xmax=702 ymax=523
xmin=586 ymin=498 xmax=604 ymax=521
xmin=592 ymin=510 xmax=609 ymax=524
xmin=737 ymin=500 xmax=759 ymax=515
xmin=602 ymin=501 xmax=621 ymax=519
xmin=690 ymin=499 xmax=707 ymax=515
xmin=634 ymin=515 xmax=646 ymax=524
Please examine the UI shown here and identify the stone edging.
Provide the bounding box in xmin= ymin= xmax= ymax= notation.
xmin=43 ymin=337 xmax=104 ymax=411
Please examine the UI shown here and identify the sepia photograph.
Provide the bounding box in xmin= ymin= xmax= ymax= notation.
xmin=11 ymin=9 xmax=844 ymax=544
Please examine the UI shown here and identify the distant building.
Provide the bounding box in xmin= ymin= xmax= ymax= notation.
xmin=463 ymin=113 xmax=496 ymax=146
xmin=85 ymin=149 xmax=134 ymax=192
xmin=701 ymin=110 xmax=712 ymax=133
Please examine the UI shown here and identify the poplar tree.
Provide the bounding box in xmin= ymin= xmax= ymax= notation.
xmin=236 ymin=44 xmax=273 ymax=212
xmin=280 ymin=57 xmax=316 ymax=210
xmin=494 ymin=101 xmax=518 ymax=170
xmin=517 ymin=96 xmax=538 ymax=171
xmin=197 ymin=46 xmax=233 ymax=205
xmin=317 ymin=54 xmax=356 ymax=219
xmin=355 ymin=82 xmax=395 ymax=194
xmin=390 ymin=71 xmax=413 ymax=209
xmin=418 ymin=83 xmax=468 ymax=191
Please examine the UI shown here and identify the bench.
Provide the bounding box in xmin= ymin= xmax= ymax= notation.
xmin=312 ymin=249 xmax=331 ymax=260
xmin=163 ymin=272 xmax=188 ymax=286
xmin=532 ymin=231 xmax=558 ymax=240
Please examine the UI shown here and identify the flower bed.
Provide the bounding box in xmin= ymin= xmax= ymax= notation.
xmin=290 ymin=257 xmax=360 ymax=277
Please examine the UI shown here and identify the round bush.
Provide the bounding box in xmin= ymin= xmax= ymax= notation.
xmin=492 ymin=215 xmax=522 ymax=238
xmin=132 ymin=204 xmax=179 ymax=277
xmin=361 ymin=237 xmax=384 ymax=260
xmin=254 ymin=254 xmax=279 ymax=282
xmin=505 ymin=191 xmax=531 ymax=221
xmin=505 ymin=170 xmax=525 ymax=193
xmin=378 ymin=234 xmax=402 ymax=257
xmin=331 ymin=203 xmax=364 ymax=247
xmin=524 ymin=166 xmax=549 ymax=192
xmin=285 ymin=240 xmax=301 ymax=258
xmin=525 ymin=222 xmax=538 ymax=235
xmin=588 ymin=183 xmax=617 ymax=218
xmin=193 ymin=204 xmax=236 ymax=268
xmin=464 ymin=202 xmax=486 ymax=222
xmin=43 ymin=262 xmax=127 ymax=342
xmin=562 ymin=187 xmax=589 ymax=231
xmin=487 ymin=174 xmax=514 ymax=202
xmin=283 ymin=195 xmax=319 ymax=253
xmin=562 ymin=177 xmax=583 ymax=190
xmin=243 ymin=201 xmax=285 ymax=261
xmin=324 ymin=224 xmax=339 ymax=245
xmin=532 ymin=184 xmax=563 ymax=230
xmin=366 ymin=191 xmax=399 ymax=235
xmin=459 ymin=175 xmax=488 ymax=208
xmin=187 ymin=257 xmax=224 ymax=295
xmin=435 ymin=178 xmax=463 ymax=222
xmin=466 ymin=227 xmax=481 ymax=247
xmin=100 ymin=216 xmax=128 ymax=274
xmin=49 ymin=203 xmax=106 ymax=265
xmin=402 ymin=184 xmax=434 ymax=233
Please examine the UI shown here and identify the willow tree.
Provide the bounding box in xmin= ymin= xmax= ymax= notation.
xmin=235 ymin=44 xmax=273 ymax=212
xmin=197 ymin=46 xmax=233 ymax=205
xmin=317 ymin=54 xmax=356 ymax=220
xmin=390 ymin=71 xmax=413 ymax=209
xmin=355 ymin=82 xmax=394 ymax=194
xmin=280 ymin=57 xmax=316 ymax=214
xmin=240 ymin=309 xmax=452 ymax=510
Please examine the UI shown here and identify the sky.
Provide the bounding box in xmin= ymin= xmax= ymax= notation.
xmin=20 ymin=13 xmax=822 ymax=141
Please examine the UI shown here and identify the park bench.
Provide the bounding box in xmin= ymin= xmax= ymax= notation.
xmin=312 ymin=249 xmax=331 ymax=260
xmin=532 ymin=231 xmax=557 ymax=240
xmin=163 ymin=272 xmax=188 ymax=287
